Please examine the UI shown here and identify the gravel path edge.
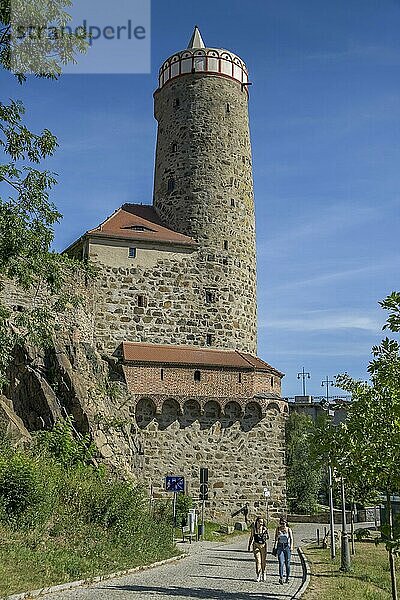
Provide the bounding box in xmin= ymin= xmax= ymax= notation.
xmin=291 ymin=546 xmax=311 ymax=599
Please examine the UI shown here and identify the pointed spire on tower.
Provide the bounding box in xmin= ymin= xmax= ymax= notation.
xmin=187 ymin=26 xmax=206 ymax=49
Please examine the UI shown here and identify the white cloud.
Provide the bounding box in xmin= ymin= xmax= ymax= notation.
xmin=259 ymin=309 xmax=381 ymax=333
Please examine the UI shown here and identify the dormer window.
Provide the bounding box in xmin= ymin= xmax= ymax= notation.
xmin=122 ymin=225 xmax=153 ymax=232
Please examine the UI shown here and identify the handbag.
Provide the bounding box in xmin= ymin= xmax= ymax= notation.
xmin=272 ymin=547 xmax=277 ymax=557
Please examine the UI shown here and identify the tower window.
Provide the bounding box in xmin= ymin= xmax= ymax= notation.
xmin=137 ymin=295 xmax=147 ymax=308
xmin=172 ymin=143 xmax=178 ymax=153
xmin=238 ymin=373 xmax=242 ymax=383
xmin=194 ymin=370 xmax=201 ymax=382
xmin=129 ymin=247 xmax=137 ymax=258
xmin=231 ymin=199 xmax=235 ymax=207
xmin=205 ymin=290 xmax=216 ymax=304
xmin=271 ymin=377 xmax=274 ymax=387
xmin=174 ymin=98 xmax=180 ymax=108
xmin=223 ymin=240 xmax=229 ymax=251
xmin=161 ymin=369 xmax=164 ymax=381
xmin=226 ymin=103 xmax=231 ymax=113
xmin=206 ymin=334 xmax=212 ymax=346
xmin=168 ymin=178 xmax=175 ymax=192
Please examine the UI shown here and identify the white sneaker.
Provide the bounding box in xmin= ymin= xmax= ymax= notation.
xmin=262 ymin=573 xmax=266 ymax=581
xmin=256 ymin=573 xmax=261 ymax=582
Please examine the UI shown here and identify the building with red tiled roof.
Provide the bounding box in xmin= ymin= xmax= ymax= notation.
xmin=64 ymin=27 xmax=287 ymax=519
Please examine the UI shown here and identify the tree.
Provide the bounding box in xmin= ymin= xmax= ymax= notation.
xmin=334 ymin=292 xmax=400 ymax=600
xmin=0 ymin=0 xmax=89 ymax=389
xmin=286 ymin=412 xmax=323 ymax=514
xmin=0 ymin=0 xmax=87 ymax=81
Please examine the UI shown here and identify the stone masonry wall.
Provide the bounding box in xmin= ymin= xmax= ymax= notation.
xmin=91 ymin=244 xmax=257 ymax=356
xmin=152 ymin=72 xmax=257 ymax=355
xmin=132 ymin=397 xmax=287 ymax=520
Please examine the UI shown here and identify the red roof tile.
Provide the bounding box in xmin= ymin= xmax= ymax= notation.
xmin=87 ymin=204 xmax=196 ymax=246
xmin=121 ymin=342 xmax=283 ymax=375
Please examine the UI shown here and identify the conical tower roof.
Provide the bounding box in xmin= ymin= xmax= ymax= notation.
xmin=187 ymin=26 xmax=205 ymax=49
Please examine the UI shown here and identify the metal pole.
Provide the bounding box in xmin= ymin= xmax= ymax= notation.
xmin=201 ymin=499 xmax=205 ymax=540
xmin=328 ymin=464 xmax=336 ymax=559
xmin=297 ymin=367 xmax=310 ymax=396
xmin=340 ymin=477 xmax=351 ymax=571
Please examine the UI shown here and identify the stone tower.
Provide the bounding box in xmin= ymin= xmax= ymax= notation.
xmin=153 ymin=27 xmax=257 ymax=354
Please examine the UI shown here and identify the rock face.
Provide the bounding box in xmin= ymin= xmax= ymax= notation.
xmin=0 ymin=395 xmax=31 ymax=446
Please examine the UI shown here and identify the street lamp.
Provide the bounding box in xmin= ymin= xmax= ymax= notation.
xmin=340 ymin=476 xmax=351 ymax=572
xmin=297 ymin=367 xmax=311 ymax=396
xmin=320 ymin=380 xmax=351 ymax=570
xmin=321 ymin=376 xmax=336 ymax=560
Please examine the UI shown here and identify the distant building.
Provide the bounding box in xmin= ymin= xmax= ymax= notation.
xmin=286 ymin=395 xmax=350 ymax=425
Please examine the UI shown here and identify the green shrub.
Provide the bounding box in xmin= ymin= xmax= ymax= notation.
xmin=34 ymin=417 xmax=96 ymax=468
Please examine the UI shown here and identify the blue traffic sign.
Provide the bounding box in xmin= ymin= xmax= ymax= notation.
xmin=165 ymin=475 xmax=185 ymax=493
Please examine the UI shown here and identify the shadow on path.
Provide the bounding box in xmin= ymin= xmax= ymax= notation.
xmin=102 ymin=584 xmax=292 ymax=600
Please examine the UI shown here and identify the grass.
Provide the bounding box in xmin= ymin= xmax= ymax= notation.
xmin=304 ymin=540 xmax=399 ymax=600
xmin=0 ymin=523 xmax=178 ymax=598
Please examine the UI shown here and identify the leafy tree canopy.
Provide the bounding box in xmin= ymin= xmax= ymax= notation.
xmin=0 ymin=0 xmax=89 ymax=390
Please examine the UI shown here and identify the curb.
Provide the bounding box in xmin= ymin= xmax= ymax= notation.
xmin=4 ymin=553 xmax=188 ymax=600
xmin=291 ymin=547 xmax=311 ymax=599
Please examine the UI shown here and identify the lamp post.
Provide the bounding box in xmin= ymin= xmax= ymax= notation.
xmin=340 ymin=476 xmax=351 ymax=572
xmin=321 ymin=376 xmax=336 ymax=559
xmin=297 ymin=367 xmax=311 ymax=396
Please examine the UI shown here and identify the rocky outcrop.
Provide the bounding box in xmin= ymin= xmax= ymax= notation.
xmin=0 ymin=395 xmax=31 ymax=446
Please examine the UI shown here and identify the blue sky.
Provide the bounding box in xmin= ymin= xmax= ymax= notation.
xmin=1 ymin=0 xmax=399 ymax=397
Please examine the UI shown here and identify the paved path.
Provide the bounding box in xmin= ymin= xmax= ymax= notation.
xmin=40 ymin=524 xmax=319 ymax=600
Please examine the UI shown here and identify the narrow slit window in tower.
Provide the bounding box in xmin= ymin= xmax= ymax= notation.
xmin=226 ymin=103 xmax=231 ymax=113
xmin=223 ymin=240 xmax=229 ymax=251
xmin=172 ymin=142 xmax=178 ymax=153
xmin=168 ymin=178 xmax=175 ymax=192
xmin=238 ymin=372 xmax=242 ymax=383
xmin=206 ymin=334 xmax=212 ymax=346
xmin=174 ymin=98 xmax=180 ymax=108
xmin=271 ymin=376 xmax=274 ymax=387
xmin=205 ymin=290 xmax=215 ymax=304
xmin=129 ymin=247 xmax=137 ymax=258
xmin=161 ymin=369 xmax=164 ymax=381
xmin=231 ymin=198 xmax=235 ymax=207
xmin=137 ymin=295 xmax=146 ymax=308
xmin=194 ymin=370 xmax=201 ymax=382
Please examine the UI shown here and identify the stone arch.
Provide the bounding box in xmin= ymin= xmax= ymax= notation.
xmin=222 ymin=401 xmax=242 ymax=427
xmin=135 ymin=398 xmax=156 ymax=429
xmin=241 ymin=401 xmax=262 ymax=432
xmin=158 ymin=398 xmax=181 ymax=431
xmin=180 ymin=399 xmax=201 ymax=427
xmin=267 ymin=402 xmax=281 ymax=413
xmin=200 ymin=400 xmax=221 ymax=429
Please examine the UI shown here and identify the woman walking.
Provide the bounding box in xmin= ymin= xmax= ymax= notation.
xmin=248 ymin=516 xmax=269 ymax=582
xmin=273 ymin=517 xmax=294 ymax=584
